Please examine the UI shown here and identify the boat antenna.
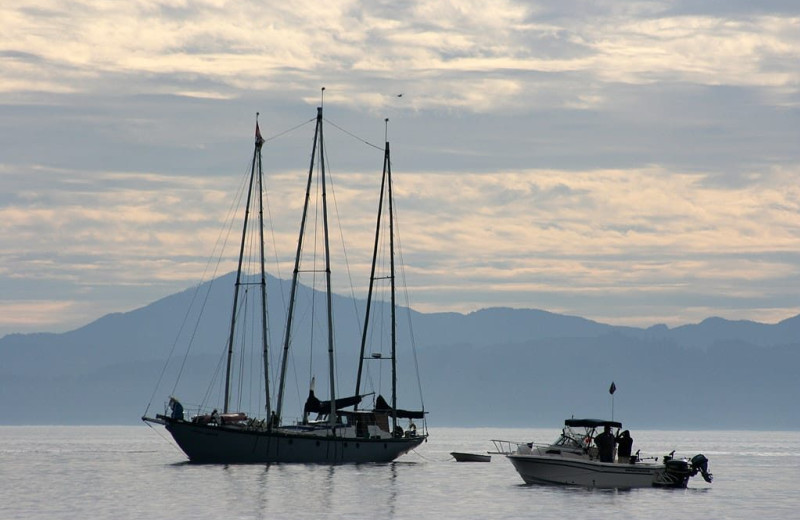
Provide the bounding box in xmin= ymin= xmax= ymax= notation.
xmin=609 ymin=381 xmax=616 ymax=421
xmin=321 ymin=86 xmax=326 ymax=107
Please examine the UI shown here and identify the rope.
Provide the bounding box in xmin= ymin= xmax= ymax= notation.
xmin=324 ymin=117 xmax=384 ymax=151
xmin=262 ymin=118 xmax=315 ymax=144
xmin=143 ymin=155 xmax=252 ymax=418
xmin=143 ymin=420 xmax=186 ymax=458
xmin=323 ymin=149 xmax=364 ymax=337
xmin=409 ymin=447 xmax=453 ymax=463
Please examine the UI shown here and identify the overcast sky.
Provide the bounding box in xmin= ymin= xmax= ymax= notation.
xmin=1 ymin=0 xmax=799 ymax=337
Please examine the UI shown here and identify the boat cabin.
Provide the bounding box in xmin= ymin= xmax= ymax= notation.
xmin=546 ymin=419 xmax=622 ymax=458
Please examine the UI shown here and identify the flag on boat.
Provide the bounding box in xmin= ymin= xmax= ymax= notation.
xmin=609 ymin=381 xmax=616 ymax=395
xmin=255 ymin=122 xmax=264 ymax=145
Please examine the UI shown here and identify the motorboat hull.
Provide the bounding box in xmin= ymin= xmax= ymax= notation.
xmin=451 ymin=452 xmax=491 ymax=462
xmin=508 ymin=454 xmax=688 ymax=488
xmin=151 ymin=417 xmax=425 ymax=463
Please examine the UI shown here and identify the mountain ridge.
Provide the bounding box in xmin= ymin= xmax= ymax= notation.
xmin=1 ymin=273 xmax=797 ymax=428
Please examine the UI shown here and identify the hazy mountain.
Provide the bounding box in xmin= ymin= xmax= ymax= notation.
xmin=1 ymin=273 xmax=798 ymax=429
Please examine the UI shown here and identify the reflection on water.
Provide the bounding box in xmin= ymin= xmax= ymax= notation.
xmin=256 ymin=465 xmax=269 ymax=520
xmin=389 ymin=462 xmax=398 ymax=516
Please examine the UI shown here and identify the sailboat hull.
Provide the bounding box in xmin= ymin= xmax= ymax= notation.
xmin=155 ymin=417 xmax=425 ymax=463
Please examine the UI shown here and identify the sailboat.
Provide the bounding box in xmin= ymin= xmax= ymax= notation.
xmin=142 ymin=104 xmax=427 ymax=463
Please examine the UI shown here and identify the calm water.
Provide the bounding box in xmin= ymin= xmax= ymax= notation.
xmin=1 ymin=426 xmax=797 ymax=519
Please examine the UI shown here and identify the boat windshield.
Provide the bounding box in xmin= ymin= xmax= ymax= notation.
xmin=553 ymin=427 xmax=586 ymax=449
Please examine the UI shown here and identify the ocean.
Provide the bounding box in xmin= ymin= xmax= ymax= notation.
xmin=1 ymin=426 xmax=797 ymax=519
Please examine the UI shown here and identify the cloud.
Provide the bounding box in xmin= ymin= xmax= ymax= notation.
xmin=387 ymin=165 xmax=800 ymax=323
xmin=0 ymin=299 xmax=88 ymax=330
xmin=3 ymin=150 xmax=798 ymax=334
xmin=0 ymin=1 xmax=798 ymax=335
xmin=4 ymin=2 xmax=796 ymax=111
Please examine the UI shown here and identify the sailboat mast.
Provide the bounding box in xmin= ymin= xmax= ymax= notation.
xmin=355 ymin=119 xmax=398 ymax=433
xmin=256 ymin=119 xmax=271 ymax=421
xmin=223 ymin=119 xmax=263 ymax=414
xmin=318 ymin=105 xmax=338 ymax=429
xmin=386 ymin=138 xmax=398 ymax=434
xmin=275 ymin=105 xmax=322 ymax=425
xmin=354 ymin=138 xmax=388 ymax=405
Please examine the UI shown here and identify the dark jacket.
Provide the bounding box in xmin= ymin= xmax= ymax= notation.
xmin=594 ymin=430 xmax=615 ymax=462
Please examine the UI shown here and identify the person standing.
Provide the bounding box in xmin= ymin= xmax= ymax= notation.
xmin=169 ymin=397 xmax=184 ymax=421
xmin=594 ymin=425 xmax=616 ymax=463
xmin=616 ymin=430 xmax=633 ymax=463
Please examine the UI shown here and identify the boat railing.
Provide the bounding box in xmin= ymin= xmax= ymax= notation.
xmin=490 ymin=439 xmax=518 ymax=455
xmin=489 ymin=439 xmax=529 ymax=455
xmin=490 ymin=439 xmax=554 ymax=455
xmin=165 ymin=401 xmax=262 ymax=425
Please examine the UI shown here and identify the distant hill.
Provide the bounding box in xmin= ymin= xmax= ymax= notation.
xmin=1 ymin=273 xmax=798 ymax=429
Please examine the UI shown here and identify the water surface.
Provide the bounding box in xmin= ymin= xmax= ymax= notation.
xmin=1 ymin=426 xmax=796 ymax=519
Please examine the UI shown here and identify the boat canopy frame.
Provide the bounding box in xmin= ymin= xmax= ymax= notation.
xmin=564 ymin=419 xmax=622 ymax=429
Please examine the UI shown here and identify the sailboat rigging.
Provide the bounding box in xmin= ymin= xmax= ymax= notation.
xmin=143 ymin=103 xmax=427 ymax=463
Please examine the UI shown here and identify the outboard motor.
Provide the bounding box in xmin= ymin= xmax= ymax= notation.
xmin=690 ymin=454 xmax=713 ymax=483
xmin=662 ymin=458 xmax=692 ymax=487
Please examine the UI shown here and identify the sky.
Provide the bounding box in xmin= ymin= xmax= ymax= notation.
xmin=1 ymin=0 xmax=799 ymax=337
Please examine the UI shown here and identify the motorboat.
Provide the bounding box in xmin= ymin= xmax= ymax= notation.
xmin=494 ymin=418 xmax=712 ymax=488
xmin=451 ymin=452 xmax=491 ymax=462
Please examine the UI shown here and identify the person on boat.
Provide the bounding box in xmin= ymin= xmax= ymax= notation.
xmin=168 ymin=397 xmax=184 ymax=421
xmin=211 ymin=409 xmax=220 ymax=425
xmin=594 ymin=425 xmax=616 ymax=463
xmin=616 ymin=430 xmax=633 ymax=463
